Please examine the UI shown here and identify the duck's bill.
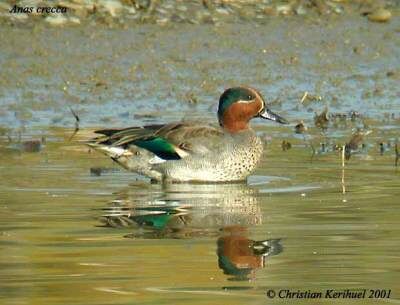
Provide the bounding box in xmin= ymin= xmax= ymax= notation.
xmin=259 ymin=108 xmax=289 ymax=124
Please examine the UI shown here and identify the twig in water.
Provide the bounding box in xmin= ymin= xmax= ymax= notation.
xmin=68 ymin=107 xmax=80 ymax=141
xmin=341 ymin=144 xmax=346 ymax=195
xmin=342 ymin=144 xmax=345 ymax=168
xmin=300 ymin=91 xmax=308 ymax=104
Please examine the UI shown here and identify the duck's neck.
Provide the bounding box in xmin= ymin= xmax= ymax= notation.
xmin=222 ymin=120 xmax=250 ymax=133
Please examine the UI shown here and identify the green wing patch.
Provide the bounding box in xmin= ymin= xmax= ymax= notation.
xmin=133 ymin=137 xmax=181 ymax=160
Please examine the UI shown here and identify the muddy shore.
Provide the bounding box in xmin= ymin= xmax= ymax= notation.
xmin=0 ymin=0 xmax=398 ymax=27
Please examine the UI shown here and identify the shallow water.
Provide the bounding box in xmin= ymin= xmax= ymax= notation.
xmin=1 ymin=13 xmax=400 ymax=305
xmin=1 ymin=123 xmax=399 ymax=305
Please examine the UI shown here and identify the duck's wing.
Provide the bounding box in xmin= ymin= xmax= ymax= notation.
xmin=90 ymin=122 xmax=224 ymax=161
xmin=94 ymin=124 xmax=164 ymax=139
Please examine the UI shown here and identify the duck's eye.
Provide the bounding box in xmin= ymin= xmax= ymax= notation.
xmin=248 ymin=95 xmax=253 ymax=100
xmin=135 ymin=151 xmax=140 ymax=156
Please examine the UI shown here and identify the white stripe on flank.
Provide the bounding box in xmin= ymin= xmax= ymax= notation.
xmin=103 ymin=147 xmax=125 ymax=156
xmin=149 ymin=156 xmax=167 ymax=164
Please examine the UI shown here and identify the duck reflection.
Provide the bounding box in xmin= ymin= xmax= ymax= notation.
xmin=99 ymin=182 xmax=282 ymax=280
xmin=218 ymin=226 xmax=282 ymax=281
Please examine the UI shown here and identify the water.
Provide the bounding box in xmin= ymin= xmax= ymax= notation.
xmin=0 ymin=123 xmax=399 ymax=305
xmin=1 ymin=14 xmax=400 ymax=305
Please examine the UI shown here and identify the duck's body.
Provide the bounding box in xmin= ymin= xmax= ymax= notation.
xmin=87 ymin=87 xmax=287 ymax=183
xmin=90 ymin=124 xmax=263 ymax=182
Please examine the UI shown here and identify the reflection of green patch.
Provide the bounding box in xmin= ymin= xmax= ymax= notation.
xmin=133 ymin=214 xmax=172 ymax=230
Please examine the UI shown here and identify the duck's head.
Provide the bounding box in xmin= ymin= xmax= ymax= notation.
xmin=217 ymin=86 xmax=288 ymax=133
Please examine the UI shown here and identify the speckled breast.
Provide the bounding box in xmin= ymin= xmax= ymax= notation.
xmin=160 ymin=131 xmax=264 ymax=182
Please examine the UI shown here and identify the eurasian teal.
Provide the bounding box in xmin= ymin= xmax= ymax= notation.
xmin=88 ymin=86 xmax=288 ymax=182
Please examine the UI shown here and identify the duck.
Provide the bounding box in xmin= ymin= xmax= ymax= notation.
xmin=87 ymin=86 xmax=288 ymax=183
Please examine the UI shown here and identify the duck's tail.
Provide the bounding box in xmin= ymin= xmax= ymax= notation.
xmin=86 ymin=142 xmax=163 ymax=181
xmin=86 ymin=142 xmax=130 ymax=159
